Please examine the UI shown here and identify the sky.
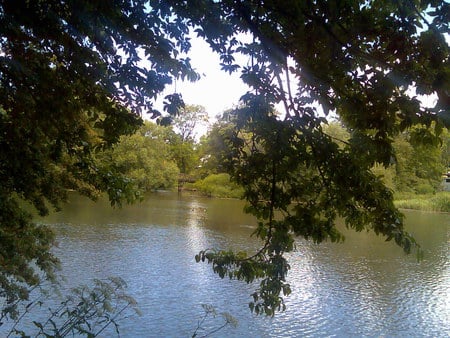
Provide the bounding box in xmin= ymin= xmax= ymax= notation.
xmin=148 ymin=32 xmax=442 ymax=138
xmin=150 ymin=37 xmax=250 ymax=126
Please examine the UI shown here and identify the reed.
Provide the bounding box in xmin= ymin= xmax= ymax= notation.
xmin=394 ymin=192 xmax=450 ymax=212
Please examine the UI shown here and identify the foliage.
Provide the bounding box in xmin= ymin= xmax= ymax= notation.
xmin=169 ymin=137 xmax=199 ymax=175
xmin=4 ymin=277 xmax=139 ymax=337
xmin=191 ymin=304 xmax=238 ymax=338
xmin=392 ymin=126 xmax=447 ymax=193
xmin=394 ymin=191 xmax=450 ymax=212
xmin=0 ymin=0 xmax=198 ymax=311
xmin=197 ymin=108 xmax=418 ymax=316
xmin=442 ymin=128 xmax=450 ymax=168
xmin=321 ymin=120 xmax=351 ymax=147
xmin=1 ymin=0 xmax=449 ymax=320
xmin=189 ymin=173 xmax=244 ymax=198
xmin=0 ymin=197 xmax=58 ymax=320
xmin=172 ymin=105 xmax=209 ymax=142
xmin=322 ymin=121 xmax=449 ymax=193
xmin=96 ymin=122 xmax=179 ymax=193
xmin=165 ymin=105 xmax=209 ymax=176
xmin=188 ymin=0 xmax=449 ymax=316
xmin=196 ymin=110 xmax=243 ymax=178
xmin=371 ymin=163 xmax=397 ymax=191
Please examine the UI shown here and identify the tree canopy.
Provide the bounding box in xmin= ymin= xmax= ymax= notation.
xmin=0 ymin=0 xmax=196 ymax=315
xmin=95 ymin=122 xmax=180 ymax=194
xmin=0 ymin=0 xmax=449 ymax=318
xmin=172 ymin=104 xmax=209 ymax=142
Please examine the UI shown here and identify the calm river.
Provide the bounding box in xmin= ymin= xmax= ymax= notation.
xmin=8 ymin=192 xmax=450 ymax=337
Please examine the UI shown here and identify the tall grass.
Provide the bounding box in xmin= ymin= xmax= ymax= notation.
xmin=187 ymin=174 xmax=450 ymax=211
xmin=394 ymin=191 xmax=450 ymax=212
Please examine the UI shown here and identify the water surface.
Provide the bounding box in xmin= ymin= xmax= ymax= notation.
xmin=7 ymin=193 xmax=450 ymax=337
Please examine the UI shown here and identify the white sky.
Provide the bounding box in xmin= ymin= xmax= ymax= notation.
xmin=149 ymin=37 xmax=250 ymax=125
xmin=148 ymin=33 xmax=442 ymax=137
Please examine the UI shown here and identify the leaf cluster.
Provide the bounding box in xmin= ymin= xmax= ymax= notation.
xmin=183 ymin=0 xmax=448 ymax=315
xmin=0 ymin=0 xmax=199 ymax=314
xmin=5 ymin=277 xmax=140 ymax=337
xmin=197 ymin=99 xmax=421 ymax=315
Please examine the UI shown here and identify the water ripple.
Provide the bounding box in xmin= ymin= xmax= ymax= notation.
xmin=12 ymin=195 xmax=450 ymax=338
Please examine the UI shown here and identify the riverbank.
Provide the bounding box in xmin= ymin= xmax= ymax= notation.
xmin=394 ymin=191 xmax=450 ymax=213
xmin=186 ymin=179 xmax=450 ymax=213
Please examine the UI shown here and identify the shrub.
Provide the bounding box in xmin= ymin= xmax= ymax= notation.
xmin=190 ymin=174 xmax=244 ymax=198
xmin=414 ymin=183 xmax=435 ymax=195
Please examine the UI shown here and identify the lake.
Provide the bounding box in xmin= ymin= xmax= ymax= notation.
xmin=5 ymin=192 xmax=450 ymax=337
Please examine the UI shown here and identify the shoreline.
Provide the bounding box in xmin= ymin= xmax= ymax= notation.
xmin=180 ymin=189 xmax=450 ymax=213
xmin=393 ymin=191 xmax=450 ymax=213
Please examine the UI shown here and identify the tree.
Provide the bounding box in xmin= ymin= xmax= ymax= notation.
xmin=96 ymin=122 xmax=180 ymax=193
xmin=187 ymin=0 xmax=449 ymax=315
xmin=0 ymin=0 xmax=197 ymax=317
xmin=196 ymin=111 xmax=237 ymax=177
xmin=172 ymin=104 xmax=209 ymax=143
xmin=392 ymin=129 xmax=444 ymax=193
xmin=166 ymin=104 xmax=209 ymax=179
xmin=440 ymin=127 xmax=450 ymax=170
xmin=323 ymin=121 xmax=448 ymax=193
xmin=0 ymin=0 xmax=449 ymax=319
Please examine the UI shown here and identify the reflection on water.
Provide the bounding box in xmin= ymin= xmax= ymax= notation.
xmin=8 ymin=192 xmax=450 ymax=337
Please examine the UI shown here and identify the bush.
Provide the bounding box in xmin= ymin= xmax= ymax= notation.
xmin=189 ymin=174 xmax=244 ymax=198
xmin=414 ymin=183 xmax=435 ymax=195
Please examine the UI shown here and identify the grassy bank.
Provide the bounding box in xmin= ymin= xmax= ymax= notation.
xmin=186 ymin=173 xmax=450 ymax=212
xmin=394 ymin=191 xmax=450 ymax=212
xmin=185 ymin=173 xmax=244 ymax=199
